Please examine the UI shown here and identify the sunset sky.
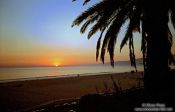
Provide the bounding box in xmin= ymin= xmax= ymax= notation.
xmin=0 ymin=0 xmax=174 ymax=67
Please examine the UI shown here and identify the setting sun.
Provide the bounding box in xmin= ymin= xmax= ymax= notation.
xmin=54 ymin=62 xmax=61 ymax=67
xmin=52 ymin=57 xmax=62 ymax=67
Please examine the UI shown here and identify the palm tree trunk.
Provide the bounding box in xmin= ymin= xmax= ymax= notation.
xmin=143 ymin=0 xmax=169 ymax=93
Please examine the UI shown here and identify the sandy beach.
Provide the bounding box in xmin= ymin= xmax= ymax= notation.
xmin=0 ymin=72 xmax=143 ymax=111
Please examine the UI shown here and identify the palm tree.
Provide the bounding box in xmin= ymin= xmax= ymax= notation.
xmin=72 ymin=0 xmax=175 ymax=93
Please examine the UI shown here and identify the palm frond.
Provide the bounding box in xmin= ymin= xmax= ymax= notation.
xmin=100 ymin=0 xmax=135 ymax=65
xmin=96 ymin=27 xmax=106 ymax=61
xmin=120 ymin=22 xmax=132 ymax=52
xmin=83 ymin=0 xmax=90 ymax=5
xmin=120 ymin=3 xmax=142 ymax=52
xmin=80 ymin=14 xmax=99 ymax=33
xmin=129 ymin=34 xmax=137 ymax=70
xmin=72 ymin=0 xmax=91 ymax=5
xmin=100 ymin=13 xmax=126 ymax=64
xmin=72 ymin=0 xmax=110 ymax=27
xmin=108 ymin=35 xmax=117 ymax=67
xmin=87 ymin=5 xmax=119 ymax=39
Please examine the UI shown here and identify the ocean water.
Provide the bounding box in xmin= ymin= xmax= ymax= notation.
xmin=0 ymin=64 xmax=144 ymax=81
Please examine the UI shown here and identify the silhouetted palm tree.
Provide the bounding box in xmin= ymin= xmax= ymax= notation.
xmin=72 ymin=0 xmax=175 ymax=92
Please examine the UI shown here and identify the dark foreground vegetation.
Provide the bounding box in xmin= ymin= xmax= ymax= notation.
xmin=24 ymin=70 xmax=175 ymax=112
xmin=24 ymin=88 xmax=174 ymax=112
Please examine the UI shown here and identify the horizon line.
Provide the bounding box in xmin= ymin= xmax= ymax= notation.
xmin=0 ymin=59 xmax=144 ymax=68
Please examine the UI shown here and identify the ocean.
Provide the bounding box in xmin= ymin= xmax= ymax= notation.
xmin=0 ymin=63 xmax=144 ymax=81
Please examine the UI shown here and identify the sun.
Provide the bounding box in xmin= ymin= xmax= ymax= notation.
xmin=54 ymin=63 xmax=60 ymax=67
xmin=52 ymin=58 xmax=62 ymax=67
xmin=54 ymin=62 xmax=61 ymax=67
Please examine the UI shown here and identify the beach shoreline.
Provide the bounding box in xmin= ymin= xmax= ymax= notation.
xmin=1 ymin=71 xmax=143 ymax=84
xmin=0 ymin=72 xmax=143 ymax=111
xmin=0 ymin=72 xmax=123 ymax=83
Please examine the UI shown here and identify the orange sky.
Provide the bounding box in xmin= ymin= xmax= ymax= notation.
xmin=0 ymin=0 xmax=174 ymax=67
xmin=0 ymin=42 xmax=137 ymax=67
